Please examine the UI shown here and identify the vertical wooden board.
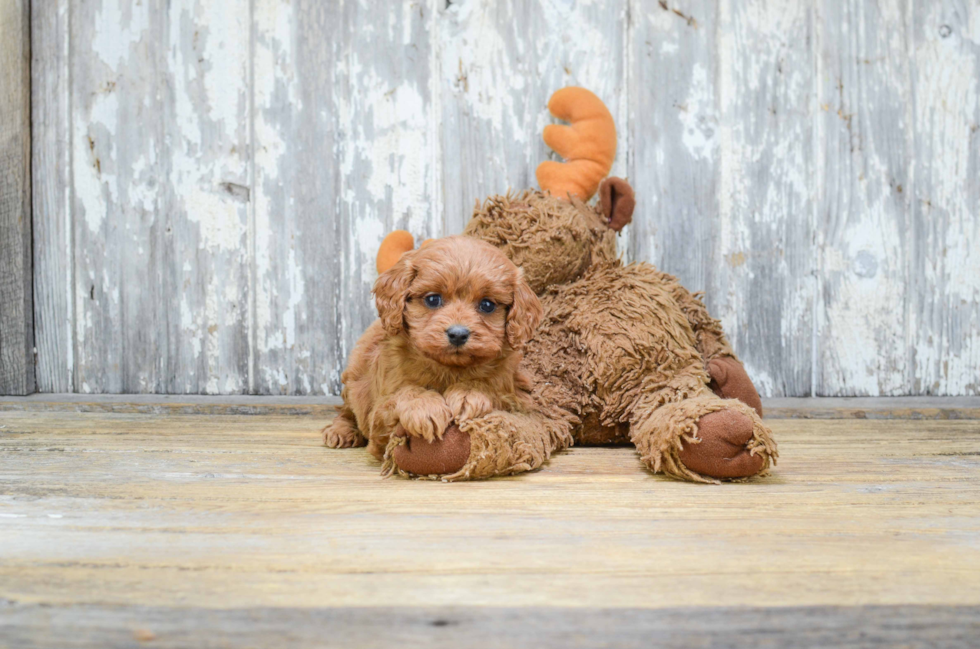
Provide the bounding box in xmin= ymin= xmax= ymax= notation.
xmin=439 ymin=0 xmax=629 ymax=237
xmin=0 ymin=0 xmax=34 ymax=395
xmin=815 ymin=0 xmax=913 ymax=396
xmin=711 ymin=0 xmax=815 ymax=397
xmin=31 ymin=0 xmax=73 ymax=392
xmin=630 ymin=0 xmax=719 ymax=292
xmin=71 ymin=0 xmax=251 ymax=393
xmin=909 ymin=2 xmax=980 ymax=395
xmin=252 ymin=0 xmax=436 ymax=395
xmin=162 ymin=1 xmax=252 ymax=394
xmin=250 ymin=0 xmax=342 ymax=395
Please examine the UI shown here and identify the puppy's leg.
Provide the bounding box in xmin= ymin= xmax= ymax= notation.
xmin=322 ymin=406 xmax=366 ymax=448
xmin=365 ymin=388 xmax=450 ymax=463
xmin=375 ymin=386 xmax=453 ymax=443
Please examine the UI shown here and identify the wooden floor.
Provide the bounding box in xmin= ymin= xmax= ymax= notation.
xmin=1 ymin=401 xmax=979 ymax=647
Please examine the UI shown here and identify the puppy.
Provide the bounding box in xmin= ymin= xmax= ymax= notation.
xmin=323 ymin=235 xmax=542 ymax=465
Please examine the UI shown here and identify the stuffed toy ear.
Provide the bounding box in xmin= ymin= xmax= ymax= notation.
xmin=599 ymin=177 xmax=635 ymax=232
xmin=535 ymin=87 xmax=617 ymax=201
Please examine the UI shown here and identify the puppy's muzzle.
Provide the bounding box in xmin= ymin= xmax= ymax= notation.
xmin=446 ymin=325 xmax=470 ymax=347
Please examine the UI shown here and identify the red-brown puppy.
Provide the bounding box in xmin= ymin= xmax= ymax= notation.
xmin=322 ymin=235 xmax=542 ymax=469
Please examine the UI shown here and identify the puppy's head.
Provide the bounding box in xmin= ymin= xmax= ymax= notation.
xmin=374 ymin=235 xmax=542 ymax=367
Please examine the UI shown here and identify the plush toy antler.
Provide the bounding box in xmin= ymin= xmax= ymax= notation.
xmin=535 ymin=87 xmax=616 ymax=202
xmin=377 ymin=231 xmax=435 ymax=274
xmin=377 ymin=231 xmax=416 ymax=274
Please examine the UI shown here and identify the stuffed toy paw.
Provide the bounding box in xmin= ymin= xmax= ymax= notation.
xmin=388 ymin=424 xmax=472 ymax=477
xmin=680 ymin=408 xmax=767 ymax=479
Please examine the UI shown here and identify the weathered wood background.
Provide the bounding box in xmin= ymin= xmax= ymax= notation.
xmin=28 ymin=0 xmax=980 ymax=397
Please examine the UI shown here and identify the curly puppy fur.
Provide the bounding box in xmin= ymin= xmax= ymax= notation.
xmin=456 ymin=186 xmax=777 ymax=483
xmin=322 ymin=236 xmax=545 ymax=471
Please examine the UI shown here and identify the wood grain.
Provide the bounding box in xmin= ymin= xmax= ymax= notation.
xmin=3 ymin=603 xmax=979 ymax=649
xmin=30 ymin=0 xmax=72 ymax=393
xmin=632 ymin=0 xmax=821 ymax=396
xmin=0 ymin=411 xmax=978 ymax=613
xmin=0 ymin=0 xmax=34 ymax=396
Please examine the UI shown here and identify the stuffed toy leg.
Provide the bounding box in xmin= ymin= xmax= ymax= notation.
xmin=384 ymin=407 xmax=574 ymax=481
xmin=625 ymin=363 xmax=776 ymax=484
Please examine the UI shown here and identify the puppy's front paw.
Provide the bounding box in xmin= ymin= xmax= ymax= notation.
xmin=322 ymin=416 xmax=366 ymax=448
xmin=396 ymin=395 xmax=454 ymax=442
xmin=445 ymin=388 xmax=494 ymax=422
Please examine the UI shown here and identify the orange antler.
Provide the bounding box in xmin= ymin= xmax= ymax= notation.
xmin=376 ymin=230 xmax=415 ymax=274
xmin=377 ymin=231 xmax=435 ymax=274
xmin=535 ymin=87 xmax=616 ymax=201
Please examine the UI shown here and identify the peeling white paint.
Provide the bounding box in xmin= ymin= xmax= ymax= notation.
xmin=441 ymin=2 xmax=527 ymax=141
xmin=91 ymin=0 xmax=149 ymax=68
xmin=74 ymin=92 xmax=118 ymax=235
xmin=280 ymin=248 xmax=304 ymax=350
xmin=681 ymin=64 xmax=718 ymax=162
xmin=252 ymin=0 xmax=294 ymax=371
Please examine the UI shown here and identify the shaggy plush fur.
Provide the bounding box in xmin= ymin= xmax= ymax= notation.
xmin=411 ymin=182 xmax=778 ymax=483
xmin=322 ymin=236 xmax=544 ymax=470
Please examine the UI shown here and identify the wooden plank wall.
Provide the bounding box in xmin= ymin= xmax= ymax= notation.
xmin=0 ymin=0 xmax=34 ymax=395
xmin=29 ymin=0 xmax=980 ymax=397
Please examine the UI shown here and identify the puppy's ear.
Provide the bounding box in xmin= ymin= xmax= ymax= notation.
xmin=374 ymin=251 xmax=416 ymax=336
xmin=506 ymin=269 xmax=543 ymax=350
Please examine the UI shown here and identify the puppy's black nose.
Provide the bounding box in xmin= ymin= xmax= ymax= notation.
xmin=446 ymin=325 xmax=470 ymax=347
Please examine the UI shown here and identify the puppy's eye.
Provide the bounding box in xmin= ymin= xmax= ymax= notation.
xmin=424 ymin=294 xmax=443 ymax=308
xmin=478 ymin=299 xmax=497 ymax=314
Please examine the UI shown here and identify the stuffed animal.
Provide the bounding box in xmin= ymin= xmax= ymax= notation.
xmin=373 ymin=87 xmax=777 ymax=483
